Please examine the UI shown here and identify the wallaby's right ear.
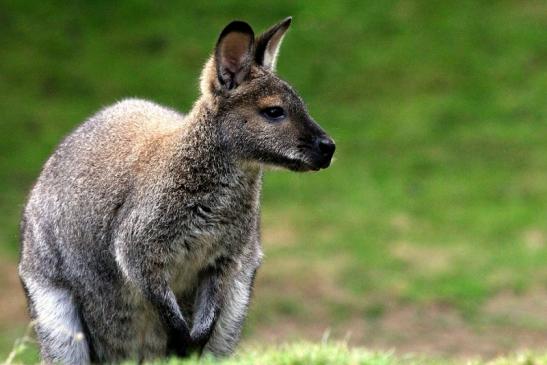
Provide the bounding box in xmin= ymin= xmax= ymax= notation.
xmin=255 ymin=17 xmax=292 ymax=71
xmin=214 ymin=21 xmax=255 ymax=90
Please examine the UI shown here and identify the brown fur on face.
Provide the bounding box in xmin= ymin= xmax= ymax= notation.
xmin=256 ymin=95 xmax=283 ymax=109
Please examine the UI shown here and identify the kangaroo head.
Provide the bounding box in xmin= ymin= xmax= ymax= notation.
xmin=199 ymin=17 xmax=335 ymax=172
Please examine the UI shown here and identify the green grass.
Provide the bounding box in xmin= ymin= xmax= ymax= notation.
xmin=2 ymin=341 xmax=547 ymax=365
xmin=1 ymin=0 xmax=547 ymax=357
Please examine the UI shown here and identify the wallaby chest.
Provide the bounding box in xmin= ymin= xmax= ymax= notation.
xmin=164 ymin=166 xmax=262 ymax=292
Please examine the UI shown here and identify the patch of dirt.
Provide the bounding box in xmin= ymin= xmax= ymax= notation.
xmin=522 ymin=228 xmax=546 ymax=252
xmin=390 ymin=213 xmax=412 ymax=232
xmin=261 ymin=217 xmax=298 ymax=248
xmin=0 ymin=259 xmax=29 ymax=329
xmin=248 ymin=292 xmax=547 ymax=359
xmin=255 ymin=254 xmax=361 ymax=317
xmin=364 ymin=299 xmax=547 ymax=358
xmin=250 ymin=255 xmax=547 ymax=359
xmin=484 ymin=289 xmax=547 ymax=329
xmin=390 ymin=241 xmax=460 ymax=275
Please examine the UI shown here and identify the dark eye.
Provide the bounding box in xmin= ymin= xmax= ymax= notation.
xmin=261 ymin=107 xmax=286 ymax=121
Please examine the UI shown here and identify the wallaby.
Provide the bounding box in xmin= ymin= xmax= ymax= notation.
xmin=19 ymin=17 xmax=335 ymax=364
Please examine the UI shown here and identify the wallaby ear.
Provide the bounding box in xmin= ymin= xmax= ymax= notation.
xmin=255 ymin=16 xmax=292 ymax=71
xmin=215 ymin=21 xmax=255 ymax=90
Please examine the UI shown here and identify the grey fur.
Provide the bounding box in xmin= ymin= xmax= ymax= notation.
xmin=19 ymin=18 xmax=334 ymax=364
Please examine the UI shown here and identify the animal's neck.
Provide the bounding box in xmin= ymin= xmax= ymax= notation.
xmin=171 ymin=96 xmax=262 ymax=192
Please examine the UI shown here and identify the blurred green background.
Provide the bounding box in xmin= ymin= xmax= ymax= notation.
xmin=1 ymin=0 xmax=546 ymax=360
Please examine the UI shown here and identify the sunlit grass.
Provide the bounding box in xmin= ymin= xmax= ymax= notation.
xmin=2 ymin=339 xmax=547 ymax=365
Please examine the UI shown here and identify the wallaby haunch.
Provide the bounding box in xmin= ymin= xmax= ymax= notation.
xmin=19 ymin=17 xmax=335 ymax=364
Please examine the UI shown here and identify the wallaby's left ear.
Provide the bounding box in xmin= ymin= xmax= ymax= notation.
xmin=255 ymin=16 xmax=292 ymax=71
xmin=215 ymin=21 xmax=255 ymax=90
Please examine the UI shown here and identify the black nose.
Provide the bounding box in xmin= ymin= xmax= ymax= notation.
xmin=317 ymin=137 xmax=336 ymax=158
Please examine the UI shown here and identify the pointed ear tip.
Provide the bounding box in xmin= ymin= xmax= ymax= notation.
xmin=282 ymin=16 xmax=293 ymax=26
